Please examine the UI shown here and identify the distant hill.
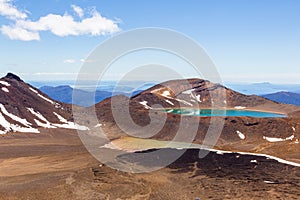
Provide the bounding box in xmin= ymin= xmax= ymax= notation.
xmin=226 ymin=82 xmax=300 ymax=95
xmin=40 ymin=85 xmax=112 ymax=107
xmin=40 ymin=85 xmax=143 ymax=107
xmin=262 ymin=91 xmax=300 ymax=106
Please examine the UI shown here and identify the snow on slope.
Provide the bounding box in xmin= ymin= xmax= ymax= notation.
xmin=0 ymin=104 xmax=89 ymax=134
xmin=53 ymin=112 xmax=89 ymax=131
xmin=29 ymin=87 xmax=61 ymax=108
xmin=0 ymin=105 xmax=89 ymax=134
xmin=236 ymin=130 xmax=246 ymax=140
xmin=1 ymin=87 xmax=9 ymax=93
xmin=150 ymin=88 xmax=195 ymax=107
xmin=263 ymin=135 xmax=295 ymax=142
xmin=27 ymin=108 xmax=57 ymax=129
xmin=0 ymin=81 xmax=10 ymax=87
xmin=0 ymin=104 xmax=39 ymax=134
xmin=0 ymin=73 xmax=89 ymax=134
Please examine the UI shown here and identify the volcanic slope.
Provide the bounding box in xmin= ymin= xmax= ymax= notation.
xmin=0 ymin=73 xmax=88 ymax=135
xmin=0 ymin=75 xmax=299 ymax=199
xmin=94 ymin=78 xmax=300 ymax=163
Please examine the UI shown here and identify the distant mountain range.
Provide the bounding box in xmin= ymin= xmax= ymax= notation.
xmin=39 ymin=85 xmax=143 ymax=107
xmin=39 ymin=83 xmax=300 ymax=107
xmin=40 ymin=85 xmax=112 ymax=107
xmin=226 ymin=82 xmax=300 ymax=95
xmin=262 ymin=92 xmax=300 ymax=106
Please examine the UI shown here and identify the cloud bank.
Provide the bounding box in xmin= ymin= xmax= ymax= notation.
xmin=0 ymin=0 xmax=27 ymax=20
xmin=0 ymin=0 xmax=120 ymax=41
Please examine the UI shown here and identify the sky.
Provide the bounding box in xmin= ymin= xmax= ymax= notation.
xmin=0 ymin=0 xmax=300 ymax=83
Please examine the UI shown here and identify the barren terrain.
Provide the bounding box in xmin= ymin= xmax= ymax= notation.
xmin=0 ymin=130 xmax=299 ymax=200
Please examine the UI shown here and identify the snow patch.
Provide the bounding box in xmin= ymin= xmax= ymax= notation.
xmin=0 ymin=106 xmax=88 ymax=134
xmin=100 ymin=142 xmax=123 ymax=151
xmin=207 ymin=148 xmax=300 ymax=167
xmin=182 ymin=89 xmax=195 ymax=95
xmin=0 ymin=104 xmax=32 ymax=127
xmin=236 ymin=151 xmax=300 ymax=167
xmin=0 ymin=112 xmax=12 ymax=133
xmin=37 ymin=93 xmax=55 ymax=104
xmin=53 ymin=112 xmax=89 ymax=131
xmin=161 ymin=90 xmax=171 ymax=98
xmin=182 ymin=89 xmax=201 ymax=103
xmin=151 ymin=88 xmax=196 ymax=106
xmin=0 ymin=81 xmax=10 ymax=86
xmin=27 ymin=108 xmax=48 ymax=123
xmin=94 ymin=124 xmax=102 ymax=127
xmin=29 ymin=87 xmax=60 ymax=107
xmin=176 ymin=146 xmax=300 ymax=167
xmin=263 ymin=135 xmax=294 ymax=142
xmin=0 ymin=105 xmax=39 ymax=134
xmin=165 ymin=99 xmax=174 ymax=105
xmin=196 ymin=94 xmax=201 ymax=103
xmin=27 ymin=108 xmax=56 ymax=128
xmin=264 ymin=180 xmax=275 ymax=184
xmin=53 ymin=122 xmax=89 ymax=131
xmin=151 ymin=89 xmax=172 ymax=98
xmin=234 ymin=106 xmax=246 ymax=109
xmin=53 ymin=112 xmax=68 ymax=123
xmin=263 ymin=136 xmax=284 ymax=142
xmin=9 ymin=125 xmax=39 ymax=133
xmin=292 ymin=127 xmax=296 ymax=132
xmin=1 ymin=87 xmax=9 ymax=93
xmin=139 ymin=101 xmax=152 ymax=109
xmin=236 ymin=130 xmax=246 ymax=140
xmin=285 ymin=134 xmax=295 ymax=141
xmin=174 ymin=98 xmax=193 ymax=106
xmin=29 ymin=87 xmax=38 ymax=94
xmin=250 ymin=160 xmax=257 ymax=163
xmin=34 ymin=119 xmax=57 ymax=128
xmin=0 ymin=112 xmax=39 ymax=134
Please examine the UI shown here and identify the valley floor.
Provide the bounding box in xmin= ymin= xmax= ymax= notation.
xmin=0 ymin=130 xmax=299 ymax=200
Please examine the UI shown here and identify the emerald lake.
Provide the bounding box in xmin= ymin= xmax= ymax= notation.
xmin=165 ymin=109 xmax=286 ymax=118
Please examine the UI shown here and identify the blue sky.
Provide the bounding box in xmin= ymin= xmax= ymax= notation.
xmin=0 ymin=0 xmax=300 ymax=83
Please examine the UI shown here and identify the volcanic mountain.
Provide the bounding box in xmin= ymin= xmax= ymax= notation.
xmin=94 ymin=78 xmax=300 ymax=163
xmin=0 ymin=73 xmax=88 ymax=135
xmin=1 ymin=74 xmax=299 ymax=163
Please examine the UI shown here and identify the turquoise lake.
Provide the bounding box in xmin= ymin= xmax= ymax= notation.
xmin=165 ymin=109 xmax=286 ymax=118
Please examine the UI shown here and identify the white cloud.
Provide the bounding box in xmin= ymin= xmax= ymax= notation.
xmin=71 ymin=4 xmax=83 ymax=18
xmin=63 ymin=59 xmax=76 ymax=64
xmin=0 ymin=2 xmax=120 ymax=41
xmin=16 ymin=11 xmax=120 ymax=37
xmin=33 ymin=72 xmax=78 ymax=76
xmin=0 ymin=0 xmax=27 ymax=20
xmin=80 ymin=59 xmax=98 ymax=63
xmin=1 ymin=25 xmax=40 ymax=41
